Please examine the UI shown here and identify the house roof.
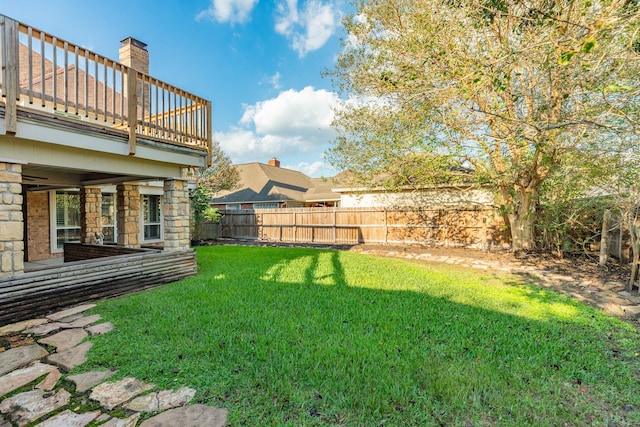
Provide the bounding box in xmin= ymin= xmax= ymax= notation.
xmin=210 ymin=162 xmax=341 ymax=205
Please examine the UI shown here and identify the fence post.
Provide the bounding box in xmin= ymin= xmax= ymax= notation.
xmin=333 ymin=208 xmax=337 ymax=243
xmin=384 ymin=209 xmax=388 ymax=244
xmin=293 ymin=211 xmax=297 ymax=243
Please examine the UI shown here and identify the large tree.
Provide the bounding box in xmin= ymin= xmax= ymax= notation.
xmin=327 ymin=0 xmax=640 ymax=250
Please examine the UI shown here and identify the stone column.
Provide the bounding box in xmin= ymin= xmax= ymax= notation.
xmin=116 ymin=184 xmax=140 ymax=248
xmin=0 ymin=162 xmax=24 ymax=276
xmin=163 ymin=179 xmax=190 ymax=251
xmin=80 ymin=187 xmax=102 ymax=244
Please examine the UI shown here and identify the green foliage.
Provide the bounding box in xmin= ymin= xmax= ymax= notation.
xmin=86 ymin=246 xmax=640 ymax=426
xmin=327 ymin=0 xmax=640 ymax=249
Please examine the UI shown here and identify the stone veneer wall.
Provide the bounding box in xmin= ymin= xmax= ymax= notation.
xmin=116 ymin=184 xmax=140 ymax=248
xmin=0 ymin=162 xmax=24 ymax=276
xmin=80 ymin=187 xmax=102 ymax=244
xmin=26 ymin=191 xmax=53 ymax=261
xmin=163 ymin=179 xmax=190 ymax=251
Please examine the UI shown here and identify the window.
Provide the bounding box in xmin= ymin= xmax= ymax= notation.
xmin=254 ymin=203 xmax=279 ymax=209
xmin=142 ymin=194 xmax=162 ymax=241
xmin=101 ymin=193 xmax=116 ymax=243
xmin=225 ymin=204 xmax=240 ymax=210
xmin=54 ymin=191 xmax=81 ymax=250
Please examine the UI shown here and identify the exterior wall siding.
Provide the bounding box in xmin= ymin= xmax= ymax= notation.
xmin=0 ymin=163 xmax=24 ymax=276
xmin=26 ymin=191 xmax=53 ymax=262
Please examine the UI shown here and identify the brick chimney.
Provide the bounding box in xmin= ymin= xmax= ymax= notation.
xmin=267 ymin=158 xmax=280 ymax=167
xmin=119 ymin=37 xmax=149 ymax=74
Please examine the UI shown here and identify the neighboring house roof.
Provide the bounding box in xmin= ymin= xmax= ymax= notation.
xmin=211 ymin=162 xmax=341 ymax=205
xmin=211 ymin=162 xmax=312 ymax=205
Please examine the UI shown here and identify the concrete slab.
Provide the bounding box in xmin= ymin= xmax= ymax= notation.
xmin=39 ymin=328 xmax=88 ymax=352
xmin=139 ymin=404 xmax=227 ymax=427
xmin=47 ymin=341 xmax=93 ymax=372
xmin=0 ymin=344 xmax=49 ymax=376
xmin=47 ymin=304 xmax=96 ymax=321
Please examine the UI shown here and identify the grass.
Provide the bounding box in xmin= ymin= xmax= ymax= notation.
xmin=83 ymin=246 xmax=640 ymax=426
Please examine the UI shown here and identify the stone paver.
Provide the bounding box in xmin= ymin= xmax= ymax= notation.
xmin=157 ymin=387 xmax=197 ymax=410
xmin=86 ymin=322 xmax=115 ymax=335
xmin=60 ymin=314 xmax=102 ymax=329
xmin=126 ymin=393 xmax=159 ymax=412
xmin=55 ymin=314 xmax=85 ymax=324
xmin=38 ymin=328 xmax=88 ymax=352
xmin=0 ymin=344 xmax=49 ymax=376
xmin=46 ymin=304 xmax=96 ymax=321
xmin=66 ymin=369 xmax=118 ymax=393
xmin=139 ymin=404 xmax=228 ymax=427
xmin=34 ymin=409 xmax=101 ymax=427
xmin=126 ymin=387 xmax=197 ymax=412
xmin=0 ymin=319 xmax=48 ymax=336
xmin=100 ymin=413 xmax=140 ymax=427
xmin=0 ymin=389 xmax=71 ymax=426
xmin=46 ymin=341 xmax=93 ymax=372
xmin=621 ymin=305 xmax=640 ymax=318
xmin=90 ymin=377 xmax=155 ymax=410
xmin=0 ymin=362 xmax=58 ymax=397
xmin=36 ymin=368 xmax=62 ymax=391
xmin=24 ymin=322 xmax=65 ymax=336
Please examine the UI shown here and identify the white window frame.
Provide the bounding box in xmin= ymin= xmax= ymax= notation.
xmin=141 ymin=193 xmax=163 ymax=242
xmin=49 ymin=190 xmax=81 ymax=253
xmin=101 ymin=192 xmax=117 ymax=244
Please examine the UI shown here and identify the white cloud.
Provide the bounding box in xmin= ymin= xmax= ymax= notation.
xmin=259 ymin=72 xmax=282 ymax=90
xmin=196 ymin=0 xmax=258 ymax=24
xmin=215 ymin=86 xmax=340 ymax=177
xmin=275 ymin=0 xmax=340 ymax=57
xmin=287 ymin=161 xmax=334 ymax=177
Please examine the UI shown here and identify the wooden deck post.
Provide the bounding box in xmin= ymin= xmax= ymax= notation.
xmin=127 ymin=68 xmax=138 ymax=155
xmin=1 ymin=16 xmax=19 ymax=134
xmin=206 ymin=100 xmax=213 ymax=167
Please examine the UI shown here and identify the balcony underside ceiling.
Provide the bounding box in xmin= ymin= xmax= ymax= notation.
xmin=21 ymin=164 xmax=160 ymax=191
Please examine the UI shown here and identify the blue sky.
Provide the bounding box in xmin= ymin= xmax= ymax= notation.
xmin=0 ymin=0 xmax=349 ymax=177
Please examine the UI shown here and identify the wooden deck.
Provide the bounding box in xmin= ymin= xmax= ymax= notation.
xmin=0 ymin=14 xmax=212 ymax=163
xmin=0 ymin=248 xmax=197 ymax=326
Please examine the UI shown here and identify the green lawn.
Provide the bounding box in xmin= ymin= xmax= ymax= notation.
xmin=83 ymin=246 xmax=640 ymax=426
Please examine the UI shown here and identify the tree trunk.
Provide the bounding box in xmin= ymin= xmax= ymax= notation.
xmin=505 ymin=186 xmax=537 ymax=251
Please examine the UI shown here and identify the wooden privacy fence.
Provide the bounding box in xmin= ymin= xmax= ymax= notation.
xmin=219 ymin=207 xmax=509 ymax=248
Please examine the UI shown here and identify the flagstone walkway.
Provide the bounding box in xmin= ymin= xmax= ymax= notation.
xmin=0 ymin=304 xmax=227 ymax=427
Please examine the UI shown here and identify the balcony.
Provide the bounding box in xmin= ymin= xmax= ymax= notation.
xmin=0 ymin=14 xmax=212 ymax=165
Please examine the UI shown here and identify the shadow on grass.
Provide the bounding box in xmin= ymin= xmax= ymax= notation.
xmin=84 ymin=246 xmax=640 ymax=427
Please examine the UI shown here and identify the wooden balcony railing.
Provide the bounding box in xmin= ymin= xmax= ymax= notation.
xmin=0 ymin=15 xmax=212 ymax=162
